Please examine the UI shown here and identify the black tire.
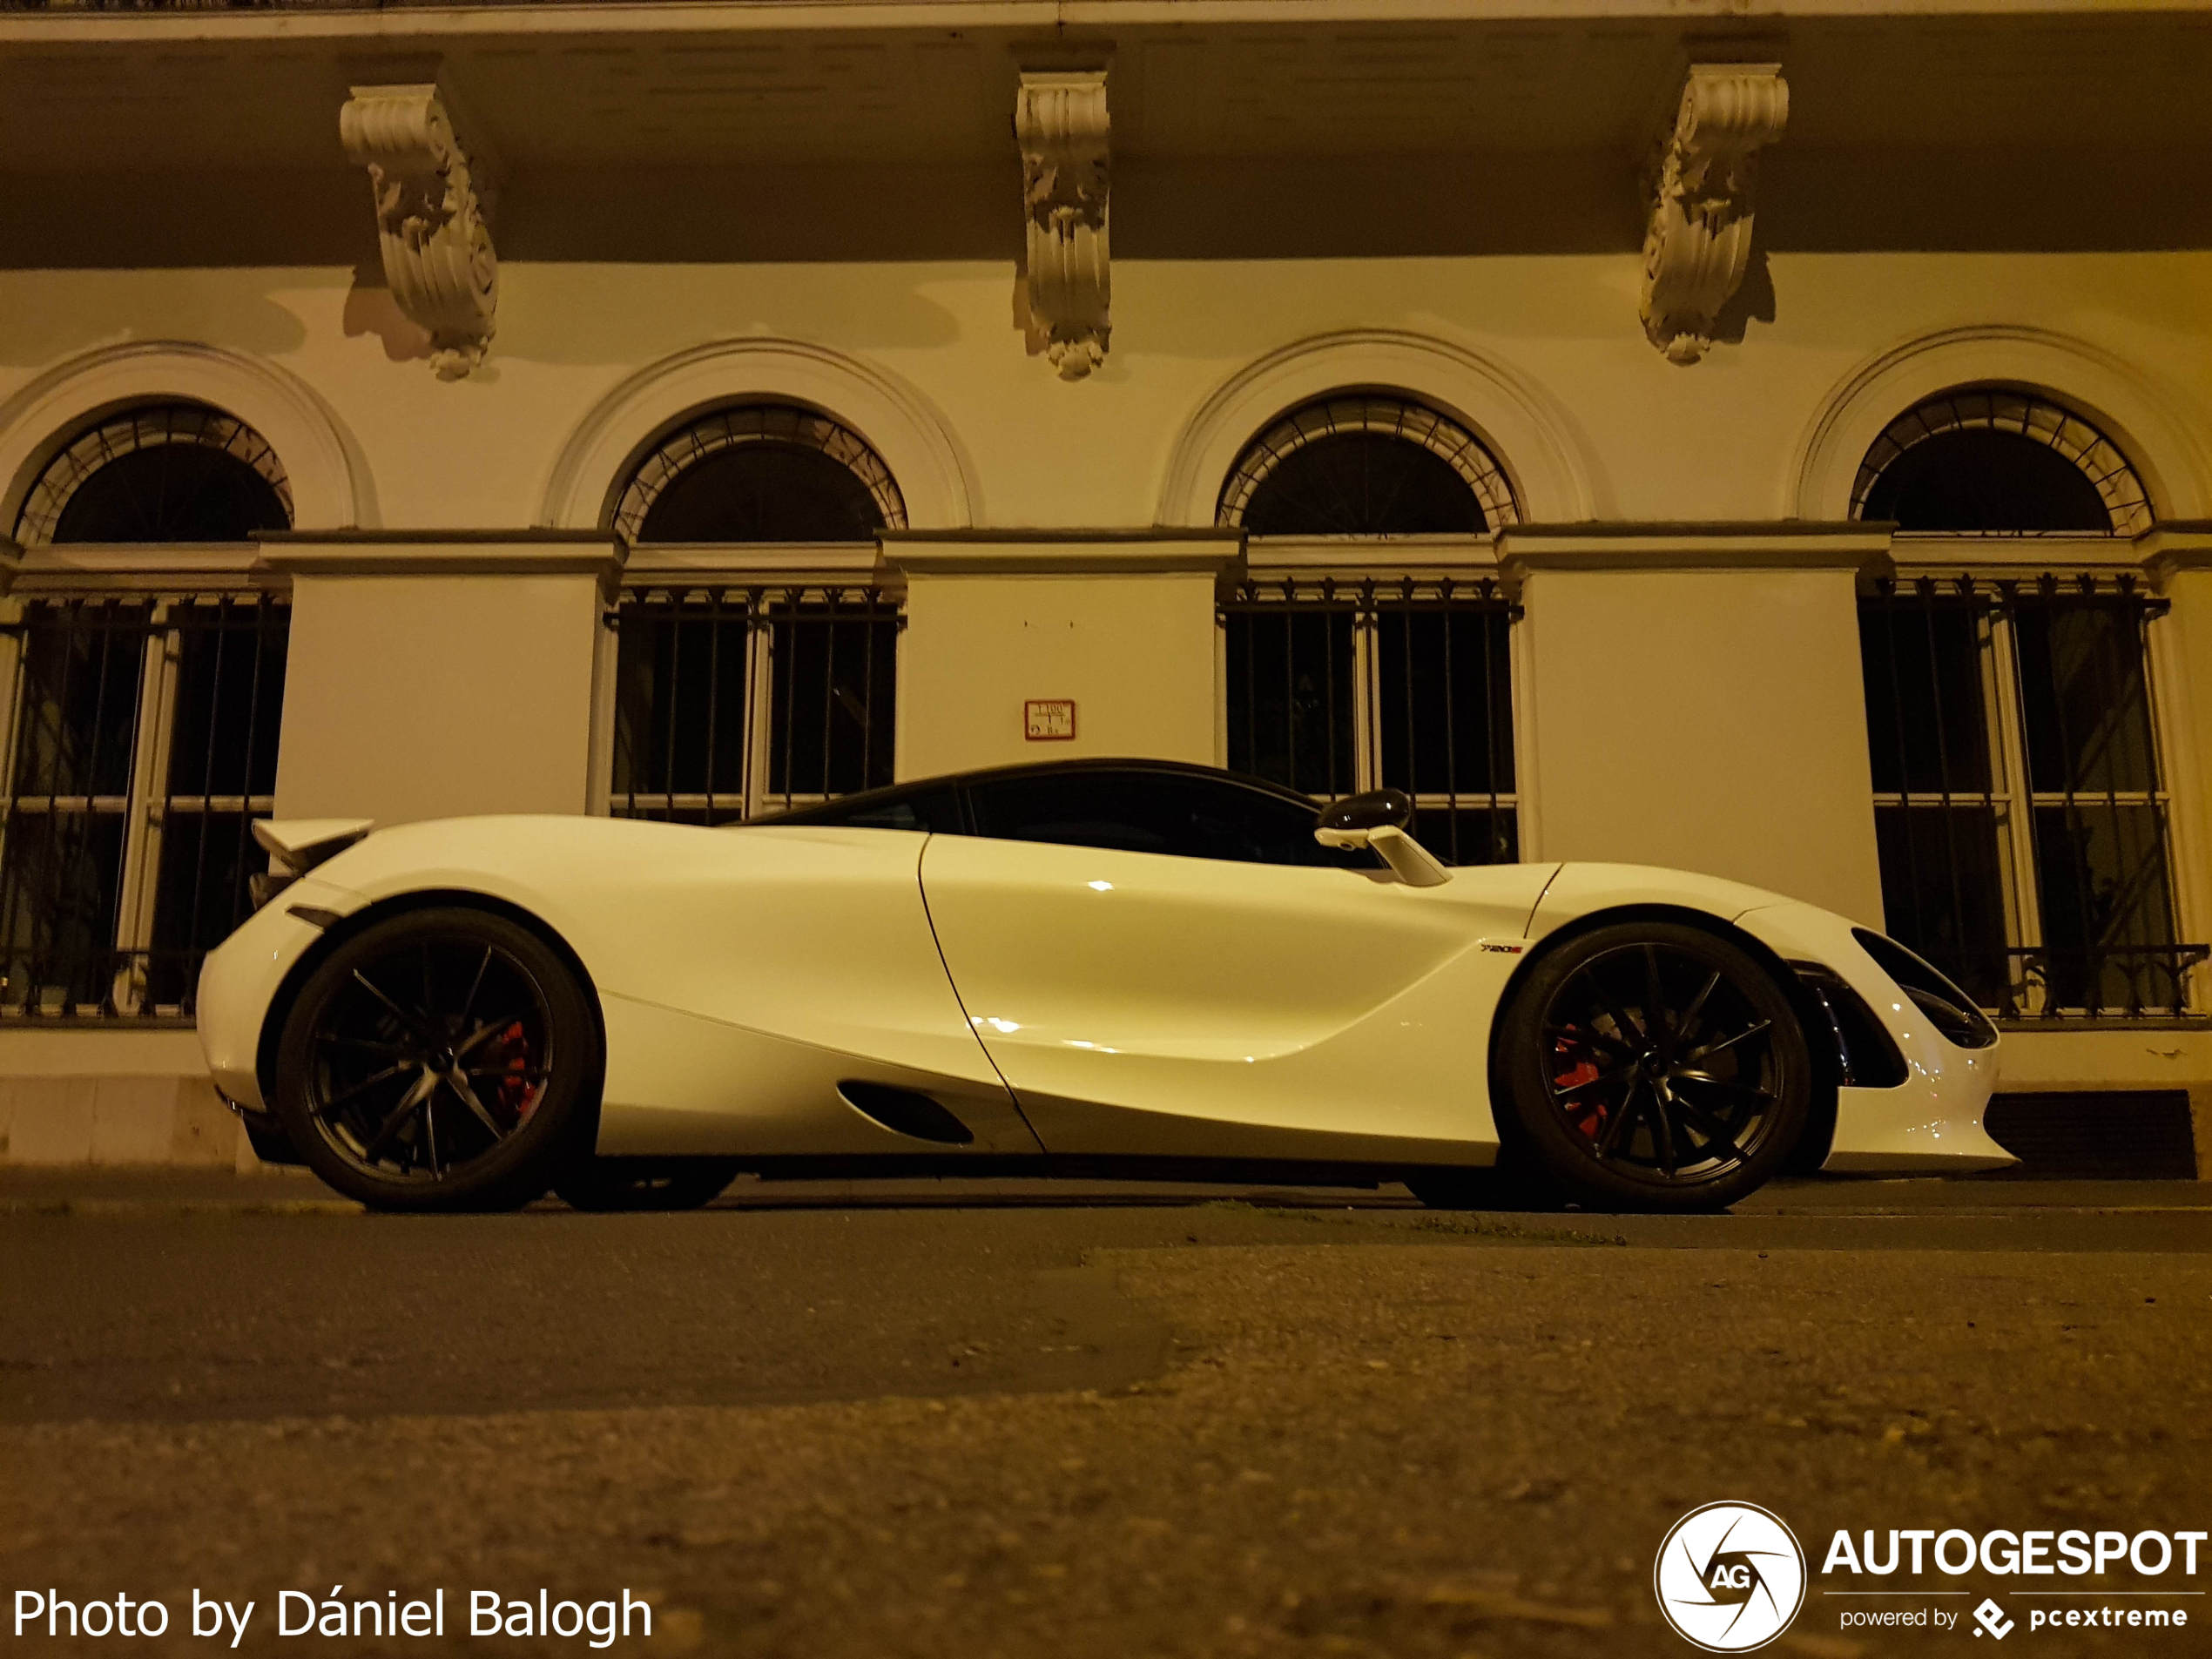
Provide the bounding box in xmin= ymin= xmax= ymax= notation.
xmin=555 ymin=1157 xmax=739 ymax=1212
xmin=1492 ymin=921 xmax=1810 ymax=1213
xmin=272 ymin=907 xmax=602 ymax=1212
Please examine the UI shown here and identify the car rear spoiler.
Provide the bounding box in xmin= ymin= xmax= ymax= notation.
xmin=249 ymin=818 xmax=374 ymax=909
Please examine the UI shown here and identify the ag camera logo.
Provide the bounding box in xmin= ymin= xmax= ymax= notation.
xmin=1655 ymin=1502 xmax=1808 ymax=1651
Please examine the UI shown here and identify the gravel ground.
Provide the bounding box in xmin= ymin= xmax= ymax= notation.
xmin=7 ymin=1201 xmax=2212 ymax=1658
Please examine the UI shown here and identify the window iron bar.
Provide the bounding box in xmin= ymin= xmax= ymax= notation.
xmin=1221 ymin=577 xmax=1518 ymax=865
xmin=610 ymin=585 xmax=900 ymax=825
xmin=1861 ymin=572 xmax=2200 ymax=1023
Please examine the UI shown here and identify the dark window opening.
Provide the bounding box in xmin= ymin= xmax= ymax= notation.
xmin=1239 ymin=434 xmax=1489 ymax=536
xmin=1858 ymin=577 xmax=2202 ymax=1021
xmin=1217 ymin=395 xmax=1518 ymax=536
xmin=612 ymin=403 xmax=906 ymax=546
xmin=1224 ymin=579 xmax=1517 ymax=867
xmin=637 ymin=443 xmax=890 ymax=544
xmin=15 ymin=403 xmax=293 ymax=548
xmin=0 ymin=597 xmax=288 ymax=1022
xmin=1863 ymin=428 xmax=2113 ymax=534
xmin=610 ymin=590 xmax=899 ymax=825
xmin=1851 ymin=389 xmax=2149 ymax=536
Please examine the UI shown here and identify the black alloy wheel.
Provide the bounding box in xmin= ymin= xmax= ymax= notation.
xmin=555 ymin=1157 xmax=741 ymax=1212
xmin=1494 ymin=921 xmax=1810 ymax=1212
xmin=273 ymin=908 xmax=601 ymax=1212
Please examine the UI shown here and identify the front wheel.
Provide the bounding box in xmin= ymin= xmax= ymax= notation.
xmin=273 ymin=907 xmax=602 ymax=1212
xmin=1492 ymin=921 xmax=1809 ymax=1213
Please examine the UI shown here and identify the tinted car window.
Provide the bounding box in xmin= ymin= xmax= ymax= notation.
xmin=757 ymin=785 xmax=962 ymax=833
xmin=965 ymin=770 xmax=1367 ymax=867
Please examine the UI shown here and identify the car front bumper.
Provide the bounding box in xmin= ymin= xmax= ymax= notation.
xmin=1735 ymin=901 xmax=2013 ymax=1174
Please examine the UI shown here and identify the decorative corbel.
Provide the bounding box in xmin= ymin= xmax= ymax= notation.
xmin=1016 ymin=70 xmax=1110 ymax=381
xmin=1639 ymin=64 xmax=1789 ymax=365
xmin=340 ymin=84 xmax=498 ymax=381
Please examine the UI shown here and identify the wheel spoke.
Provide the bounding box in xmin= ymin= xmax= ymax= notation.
xmin=1672 ymin=1070 xmax=1775 ymax=1102
xmin=1553 ymin=1065 xmax=1634 ymax=1103
xmin=1675 ymin=1097 xmax=1750 ymax=1167
xmin=1666 ymin=971 xmax=1723 ymax=1061
xmin=1644 ymin=945 xmax=1669 ymax=1049
xmin=1684 ymin=1019 xmax=1772 ymax=1065
xmin=457 ymin=946 xmax=492 ymax=1031
xmin=455 ymin=1015 xmax=528 ymax=1062
xmin=360 ymin=1069 xmax=439 ymax=1160
xmin=1548 ymin=1022 xmax=1634 ymax=1060
xmin=351 ymin=969 xmax=430 ymax=1041
xmin=1648 ymin=1086 xmax=1680 ymax=1175
xmin=317 ymin=1035 xmax=410 ymax=1056
xmin=1598 ymin=1081 xmax=1647 ymax=1158
xmin=442 ymin=1067 xmax=507 ymax=1139
xmin=1581 ymin=964 xmax=1647 ymax=1049
xmin=317 ymin=1061 xmax=411 ymax=1114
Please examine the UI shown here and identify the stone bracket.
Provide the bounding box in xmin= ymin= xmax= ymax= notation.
xmin=1016 ymin=69 xmax=1110 ymax=381
xmin=1640 ymin=64 xmax=1789 ymax=366
xmin=340 ymin=83 xmax=499 ymax=381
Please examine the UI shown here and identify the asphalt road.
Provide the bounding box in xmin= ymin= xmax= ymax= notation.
xmin=5 ymin=1170 xmax=2212 ymax=1657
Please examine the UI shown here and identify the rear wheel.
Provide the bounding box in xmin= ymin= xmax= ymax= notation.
xmin=1493 ymin=921 xmax=1809 ymax=1212
xmin=273 ymin=907 xmax=601 ymax=1212
xmin=556 ymin=1158 xmax=739 ymax=1212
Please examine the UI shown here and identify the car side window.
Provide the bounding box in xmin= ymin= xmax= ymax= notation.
xmin=965 ymin=772 xmax=1372 ymax=867
xmin=762 ymin=786 xmax=963 ymax=833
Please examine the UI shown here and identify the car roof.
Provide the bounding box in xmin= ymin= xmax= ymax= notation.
xmin=746 ymin=756 xmax=1325 ymax=825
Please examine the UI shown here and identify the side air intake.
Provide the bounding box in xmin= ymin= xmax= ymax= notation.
xmin=836 ymin=1081 xmax=975 ymax=1146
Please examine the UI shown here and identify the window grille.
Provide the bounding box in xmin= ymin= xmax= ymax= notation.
xmin=1217 ymin=396 xmax=1520 ymax=536
xmin=1222 ymin=577 xmax=1518 ymax=865
xmin=1860 ymin=574 xmax=2205 ymax=1021
xmin=0 ymin=594 xmax=288 ymax=1022
xmin=609 ymin=587 xmax=900 ymax=824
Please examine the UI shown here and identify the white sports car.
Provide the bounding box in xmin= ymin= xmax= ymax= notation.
xmin=196 ymin=759 xmax=2012 ymax=1213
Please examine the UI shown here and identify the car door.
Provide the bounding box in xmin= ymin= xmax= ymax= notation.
xmin=919 ymin=768 xmax=1547 ymax=1160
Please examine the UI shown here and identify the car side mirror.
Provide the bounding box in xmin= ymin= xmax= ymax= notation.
xmin=1314 ymin=790 xmax=1452 ymax=888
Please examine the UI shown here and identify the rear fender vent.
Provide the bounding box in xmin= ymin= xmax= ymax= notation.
xmin=836 ymin=1081 xmax=975 ymax=1146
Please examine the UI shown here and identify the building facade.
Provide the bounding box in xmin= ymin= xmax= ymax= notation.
xmin=1 ymin=0 xmax=2209 ymax=1170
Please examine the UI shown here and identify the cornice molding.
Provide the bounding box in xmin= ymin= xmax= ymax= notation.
xmin=1016 ymin=68 xmax=1111 ymax=381
xmin=883 ymin=533 xmax=1236 ymax=577
xmin=1501 ymin=521 xmax=1889 ymax=573
xmin=1639 ymin=64 xmax=1789 ymax=366
xmin=340 ymin=83 xmax=499 ymax=381
xmin=255 ymin=529 xmax=624 ymax=583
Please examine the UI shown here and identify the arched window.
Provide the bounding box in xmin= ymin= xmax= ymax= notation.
xmin=608 ymin=403 xmax=904 ymax=823
xmin=1216 ymin=395 xmax=1519 ymax=536
xmin=1217 ymin=395 xmax=1521 ymax=867
xmin=1852 ymin=389 xmax=2151 ymax=536
xmin=13 ymin=403 xmax=292 ymax=547
xmin=612 ymin=403 xmax=907 ymax=544
xmin=0 ymin=402 xmax=291 ymax=1022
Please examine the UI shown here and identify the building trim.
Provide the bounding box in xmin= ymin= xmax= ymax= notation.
xmin=1157 ymin=328 xmax=1601 ymax=530
xmin=6 ymin=0 xmax=2201 ymax=47
xmin=1500 ymin=521 xmax=1891 ymax=572
xmin=0 ymin=341 xmax=370 ymax=539
xmin=1791 ymin=323 xmax=2212 ymax=527
xmin=256 ymin=530 xmax=624 ymax=581
xmin=884 ymin=535 xmax=1238 ymax=577
xmin=539 ymin=337 xmax=980 ymax=535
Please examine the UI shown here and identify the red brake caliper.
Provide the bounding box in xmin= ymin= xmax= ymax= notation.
xmin=1552 ymin=1028 xmax=1606 ymax=1143
xmin=495 ymin=1021 xmax=536 ymax=1120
